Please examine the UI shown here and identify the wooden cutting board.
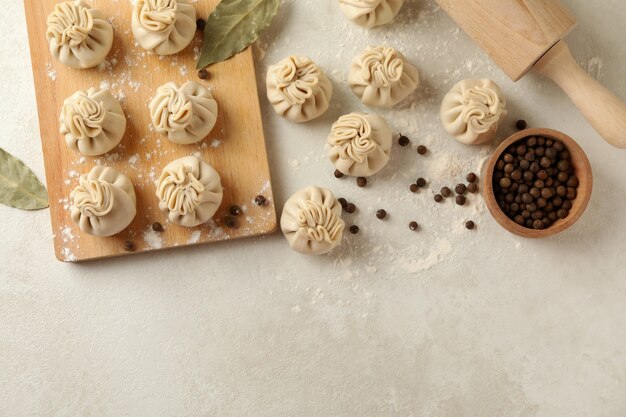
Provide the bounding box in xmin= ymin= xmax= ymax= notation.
xmin=24 ymin=0 xmax=277 ymax=262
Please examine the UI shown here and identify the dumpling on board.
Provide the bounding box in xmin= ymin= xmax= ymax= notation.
xmin=156 ymin=156 xmax=223 ymax=228
xmin=70 ymin=166 xmax=137 ymax=237
xmin=280 ymin=186 xmax=345 ymax=256
xmin=440 ymin=79 xmax=507 ymax=145
xmin=326 ymin=112 xmax=392 ymax=177
xmin=266 ymin=56 xmax=333 ymax=123
xmin=60 ymin=87 xmax=126 ymax=156
xmin=46 ymin=1 xmax=113 ymax=69
xmin=149 ymin=81 xmax=218 ymax=145
xmin=339 ymin=0 xmax=405 ymax=28
xmin=348 ymin=45 xmax=419 ymax=108
xmin=132 ymin=0 xmax=197 ymax=56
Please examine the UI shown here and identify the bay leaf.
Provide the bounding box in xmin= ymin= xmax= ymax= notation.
xmin=0 ymin=148 xmax=48 ymax=210
xmin=197 ymin=0 xmax=281 ymax=69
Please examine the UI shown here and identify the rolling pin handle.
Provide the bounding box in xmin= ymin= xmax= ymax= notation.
xmin=534 ymin=41 xmax=626 ymax=149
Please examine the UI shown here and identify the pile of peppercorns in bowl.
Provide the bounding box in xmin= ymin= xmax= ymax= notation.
xmin=483 ymin=128 xmax=593 ymax=238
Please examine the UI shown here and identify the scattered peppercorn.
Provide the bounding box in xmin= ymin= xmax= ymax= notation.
xmin=196 ymin=18 xmax=206 ymax=31
xmin=467 ymin=183 xmax=478 ymax=193
xmin=334 ymin=169 xmax=344 ymax=179
xmin=254 ymin=195 xmax=267 ymax=206
xmin=123 ymin=240 xmax=136 ymax=252
xmin=455 ymin=195 xmax=466 ymax=206
xmin=345 ymin=203 xmax=356 ymax=214
xmin=441 ymin=187 xmax=452 ymax=198
xmin=376 ymin=209 xmax=387 ymax=220
xmin=198 ymin=69 xmax=210 ymax=80
xmin=224 ymin=216 xmax=238 ymax=228
xmin=398 ymin=135 xmax=410 ymax=146
xmin=230 ymin=205 xmax=242 ymax=216
xmin=338 ymin=198 xmax=348 ymax=209
xmin=416 ymin=177 xmax=427 ymax=187
xmin=417 ymin=145 xmax=428 ymax=155
xmin=409 ymin=221 xmax=419 ymax=231
xmin=410 ymin=183 xmax=419 ymax=193
xmin=349 ymin=225 xmax=360 ymax=235
xmin=356 ymin=177 xmax=367 ymax=187
xmin=465 ymin=220 xmax=475 ymax=230
xmin=516 ymin=120 xmax=527 ymax=130
xmin=434 ymin=194 xmax=444 ymax=203
xmin=466 ymin=172 xmax=477 ymax=183
xmin=152 ymin=222 xmax=164 ymax=232
xmin=455 ymin=183 xmax=467 ymax=195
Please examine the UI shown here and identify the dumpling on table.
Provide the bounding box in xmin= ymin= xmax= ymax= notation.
xmin=349 ymin=45 xmax=419 ymax=108
xmin=338 ymin=0 xmax=405 ymax=28
xmin=70 ymin=166 xmax=137 ymax=237
xmin=156 ymin=156 xmax=223 ymax=228
xmin=46 ymin=1 xmax=113 ymax=69
xmin=266 ymin=56 xmax=333 ymax=123
xmin=326 ymin=112 xmax=392 ymax=177
xmin=60 ymin=87 xmax=126 ymax=156
xmin=280 ymin=186 xmax=345 ymax=255
xmin=132 ymin=0 xmax=196 ymax=56
xmin=440 ymin=79 xmax=507 ymax=145
xmin=149 ymin=81 xmax=218 ymax=145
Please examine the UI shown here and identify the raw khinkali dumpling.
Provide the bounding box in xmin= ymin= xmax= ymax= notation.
xmin=156 ymin=156 xmax=223 ymax=227
xmin=266 ymin=56 xmax=333 ymax=123
xmin=280 ymin=186 xmax=345 ymax=256
xmin=349 ymin=45 xmax=419 ymax=108
xmin=46 ymin=1 xmax=113 ymax=69
xmin=339 ymin=0 xmax=404 ymax=28
xmin=132 ymin=0 xmax=196 ymax=56
xmin=327 ymin=112 xmax=392 ymax=177
xmin=60 ymin=87 xmax=126 ymax=156
xmin=70 ymin=166 xmax=136 ymax=237
xmin=440 ymin=79 xmax=507 ymax=145
xmin=149 ymin=81 xmax=218 ymax=145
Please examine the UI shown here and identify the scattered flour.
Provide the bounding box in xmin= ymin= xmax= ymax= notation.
xmin=143 ymin=229 xmax=163 ymax=249
xmin=46 ymin=64 xmax=57 ymax=81
xmin=187 ymin=230 xmax=202 ymax=244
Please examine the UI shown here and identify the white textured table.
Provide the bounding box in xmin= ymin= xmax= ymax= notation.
xmin=1 ymin=1 xmax=625 ymax=415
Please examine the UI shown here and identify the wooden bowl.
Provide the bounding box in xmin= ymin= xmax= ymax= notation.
xmin=483 ymin=128 xmax=593 ymax=238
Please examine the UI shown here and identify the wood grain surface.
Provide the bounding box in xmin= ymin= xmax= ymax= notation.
xmin=24 ymin=0 xmax=277 ymax=262
xmin=435 ymin=0 xmax=576 ymax=80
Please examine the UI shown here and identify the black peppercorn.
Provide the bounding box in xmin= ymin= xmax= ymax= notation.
xmin=198 ymin=69 xmax=210 ymax=80
xmin=123 ymin=240 xmax=136 ymax=252
xmin=254 ymin=195 xmax=267 ymax=206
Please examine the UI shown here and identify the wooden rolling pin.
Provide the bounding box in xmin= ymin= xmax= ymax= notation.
xmin=436 ymin=0 xmax=626 ymax=148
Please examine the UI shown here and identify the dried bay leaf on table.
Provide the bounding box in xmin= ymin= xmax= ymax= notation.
xmin=197 ymin=0 xmax=281 ymax=69
xmin=0 ymin=148 xmax=48 ymax=210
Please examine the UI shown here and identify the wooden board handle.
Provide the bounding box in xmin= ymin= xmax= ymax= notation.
xmin=534 ymin=41 xmax=626 ymax=148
